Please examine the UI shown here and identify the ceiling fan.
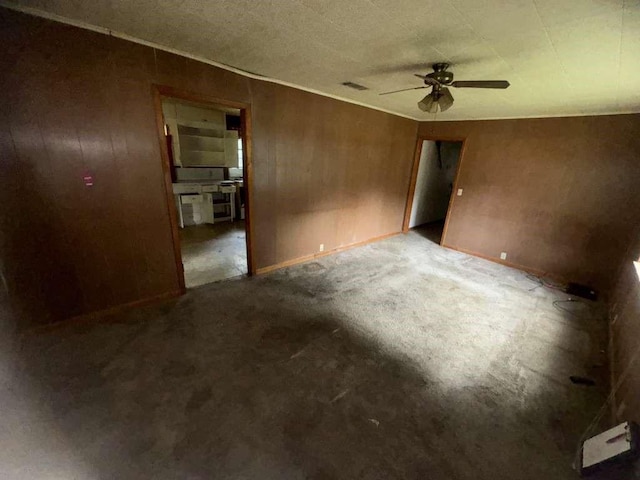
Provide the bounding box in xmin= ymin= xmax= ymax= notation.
xmin=380 ymin=63 xmax=510 ymax=113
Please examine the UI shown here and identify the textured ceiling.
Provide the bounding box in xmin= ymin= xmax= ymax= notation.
xmin=5 ymin=0 xmax=640 ymax=120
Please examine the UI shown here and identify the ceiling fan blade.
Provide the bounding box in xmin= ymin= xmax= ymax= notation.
xmin=450 ymin=80 xmax=510 ymax=89
xmin=379 ymin=86 xmax=428 ymax=96
xmin=439 ymin=87 xmax=454 ymax=112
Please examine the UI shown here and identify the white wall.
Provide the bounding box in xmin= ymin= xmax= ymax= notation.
xmin=409 ymin=140 xmax=461 ymax=228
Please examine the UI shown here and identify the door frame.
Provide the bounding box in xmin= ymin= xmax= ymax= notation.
xmin=152 ymin=84 xmax=255 ymax=293
xmin=402 ymin=135 xmax=468 ymax=246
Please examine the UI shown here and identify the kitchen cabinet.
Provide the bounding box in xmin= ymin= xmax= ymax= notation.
xmin=162 ymin=100 xmax=240 ymax=168
xmin=202 ymin=189 xmax=235 ymax=224
xmin=172 ymin=183 xmax=236 ymax=228
xmin=176 ymin=193 xmax=204 ymax=226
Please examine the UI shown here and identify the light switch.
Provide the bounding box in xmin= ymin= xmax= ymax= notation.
xmin=457 ymin=188 xmax=463 ymax=196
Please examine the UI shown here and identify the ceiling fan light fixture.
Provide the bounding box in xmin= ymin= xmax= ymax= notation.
xmin=418 ymin=94 xmax=436 ymax=112
xmin=438 ymin=87 xmax=454 ymax=112
xmin=418 ymin=91 xmax=452 ymax=113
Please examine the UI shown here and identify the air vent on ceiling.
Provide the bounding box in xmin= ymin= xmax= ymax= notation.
xmin=342 ymin=81 xmax=369 ymax=91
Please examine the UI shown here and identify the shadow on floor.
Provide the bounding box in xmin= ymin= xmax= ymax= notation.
xmin=3 ymin=232 xmax=611 ymax=479
xmin=411 ymin=220 xmax=445 ymax=245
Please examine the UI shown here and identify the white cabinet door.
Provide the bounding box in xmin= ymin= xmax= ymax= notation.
xmin=201 ymin=193 xmax=215 ymax=224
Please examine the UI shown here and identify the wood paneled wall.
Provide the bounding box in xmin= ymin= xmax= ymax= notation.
xmin=4 ymin=6 xmax=640 ymax=336
xmin=419 ymin=115 xmax=640 ymax=291
xmin=250 ymin=81 xmax=417 ymax=266
xmin=0 ymin=8 xmax=417 ymax=329
xmin=420 ymin=116 xmax=640 ymax=427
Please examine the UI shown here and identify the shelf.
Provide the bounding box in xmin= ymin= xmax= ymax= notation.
xmin=169 ymin=114 xmax=239 ymax=168
xmin=178 ymin=123 xmax=225 ymax=136
xmin=179 ymin=132 xmax=224 ymax=139
xmin=181 ymin=148 xmax=224 ymax=154
xmin=180 ymin=134 xmax=224 ymax=155
xmin=180 ymin=150 xmax=226 ymax=166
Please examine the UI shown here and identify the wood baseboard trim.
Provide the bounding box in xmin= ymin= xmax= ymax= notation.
xmin=441 ymin=243 xmax=568 ymax=284
xmin=24 ymin=289 xmax=183 ymax=336
xmin=256 ymin=231 xmax=401 ymax=275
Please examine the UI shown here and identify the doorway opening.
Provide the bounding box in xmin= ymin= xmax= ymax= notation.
xmin=154 ymin=87 xmax=253 ymax=290
xmin=404 ymin=139 xmax=464 ymax=245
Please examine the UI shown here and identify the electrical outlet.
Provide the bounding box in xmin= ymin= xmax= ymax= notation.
xmin=457 ymin=188 xmax=463 ymax=196
xmin=500 ymin=252 xmax=507 ymax=260
xmin=319 ymin=244 xmax=324 ymax=252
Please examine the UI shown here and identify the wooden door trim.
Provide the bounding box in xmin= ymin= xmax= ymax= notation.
xmin=239 ymin=107 xmax=255 ymax=275
xmin=440 ymin=138 xmax=467 ymax=247
xmin=151 ymin=85 xmax=256 ymax=293
xmin=154 ymin=85 xmax=250 ymax=112
xmin=152 ymin=87 xmax=186 ymax=293
xmin=401 ymin=139 xmax=425 ymax=232
xmin=402 ymin=135 xmax=467 ymax=247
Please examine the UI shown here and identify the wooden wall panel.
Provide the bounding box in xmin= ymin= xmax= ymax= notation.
xmin=419 ymin=115 xmax=640 ymax=428
xmin=418 ymin=115 xmax=640 ymax=290
xmin=249 ymin=82 xmax=417 ymax=266
xmin=0 ymin=11 xmax=232 ymax=327
xmin=0 ymin=8 xmax=418 ymax=329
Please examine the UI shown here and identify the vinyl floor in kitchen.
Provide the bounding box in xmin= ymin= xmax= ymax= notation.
xmin=179 ymin=220 xmax=247 ymax=287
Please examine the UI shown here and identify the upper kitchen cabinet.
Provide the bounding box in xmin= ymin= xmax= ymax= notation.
xmin=162 ymin=100 xmax=240 ymax=168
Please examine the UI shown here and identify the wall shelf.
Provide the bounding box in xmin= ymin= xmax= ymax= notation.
xmin=162 ymin=100 xmax=240 ymax=168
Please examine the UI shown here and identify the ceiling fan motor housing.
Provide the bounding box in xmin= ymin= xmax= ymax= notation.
xmin=426 ymin=62 xmax=454 ymax=85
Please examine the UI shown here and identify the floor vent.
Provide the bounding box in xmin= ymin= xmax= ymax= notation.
xmin=341 ymin=81 xmax=369 ymax=91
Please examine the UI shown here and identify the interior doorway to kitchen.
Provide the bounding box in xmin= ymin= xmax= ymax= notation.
xmin=154 ymin=88 xmax=252 ymax=290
